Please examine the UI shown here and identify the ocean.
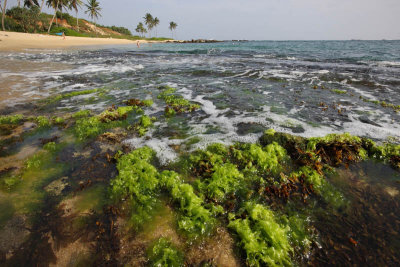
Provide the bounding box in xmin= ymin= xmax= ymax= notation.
xmin=2 ymin=40 xmax=400 ymax=163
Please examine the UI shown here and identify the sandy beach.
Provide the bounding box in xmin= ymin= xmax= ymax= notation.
xmin=0 ymin=31 xmax=145 ymax=51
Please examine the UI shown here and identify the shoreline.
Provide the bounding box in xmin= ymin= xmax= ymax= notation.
xmin=0 ymin=31 xmax=164 ymax=52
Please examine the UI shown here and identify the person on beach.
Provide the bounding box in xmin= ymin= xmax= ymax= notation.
xmin=62 ymin=32 xmax=66 ymax=40
xmin=137 ymin=41 xmax=140 ymax=48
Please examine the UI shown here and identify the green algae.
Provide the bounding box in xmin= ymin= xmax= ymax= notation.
xmin=99 ymin=106 xmax=135 ymax=123
xmin=73 ymin=185 xmax=108 ymax=214
xmin=110 ymin=147 xmax=160 ymax=230
xmin=0 ymin=114 xmax=24 ymax=125
xmin=0 ymin=142 xmax=69 ymax=222
xmin=135 ymin=115 xmax=156 ymax=136
xmin=292 ymin=167 xmax=346 ymax=209
xmin=53 ymin=117 xmax=65 ymax=125
xmin=46 ymin=89 xmax=99 ymax=104
xmin=360 ymin=96 xmax=400 ymax=112
xmin=74 ymin=116 xmax=105 ymax=140
xmin=35 ymin=116 xmax=51 ymax=128
xmin=232 ymin=142 xmax=288 ymax=175
xmin=198 ymin=163 xmax=244 ymax=202
xmin=160 ymin=170 xmax=216 ymax=240
xmin=363 ymin=139 xmax=400 ymax=168
xmin=125 ymin=98 xmax=154 ymax=107
xmin=147 ymin=237 xmax=184 ymax=267
xmin=331 ymin=89 xmax=347 ymax=94
xmin=72 ymin=101 xmax=156 ymax=140
xmin=74 ymin=106 xmax=135 ymax=140
xmin=158 ymin=86 xmax=200 ymax=116
xmin=228 ymin=202 xmax=292 ymax=267
xmin=72 ymin=110 xmax=92 ymax=119
xmin=282 ymin=213 xmax=312 ymax=253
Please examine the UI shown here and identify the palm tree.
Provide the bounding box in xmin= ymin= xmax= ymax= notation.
xmin=169 ymin=21 xmax=177 ymax=39
xmin=46 ymin=0 xmax=59 ymax=33
xmin=69 ymin=0 xmax=82 ymax=32
xmin=85 ymin=0 xmax=101 ymax=35
xmin=135 ymin=22 xmax=146 ymax=38
xmin=143 ymin=13 xmax=153 ymax=38
xmin=153 ymin=17 xmax=159 ymax=37
xmin=24 ymin=0 xmax=40 ymax=7
xmin=1 ymin=0 xmax=7 ymax=31
xmin=57 ymin=0 xmax=70 ymax=20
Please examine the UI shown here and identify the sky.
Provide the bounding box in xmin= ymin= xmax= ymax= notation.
xmin=5 ymin=0 xmax=400 ymax=40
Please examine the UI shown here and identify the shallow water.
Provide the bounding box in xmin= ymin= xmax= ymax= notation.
xmin=0 ymin=41 xmax=400 ymax=266
xmin=2 ymin=41 xmax=400 ymax=162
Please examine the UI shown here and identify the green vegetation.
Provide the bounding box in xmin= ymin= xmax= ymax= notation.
xmin=0 ymin=142 xmax=68 ymax=218
xmin=160 ymin=170 xmax=216 ymax=239
xmin=292 ymin=167 xmax=346 ymax=208
xmin=0 ymin=114 xmax=24 ymax=125
xmin=232 ymin=142 xmax=288 ymax=175
xmin=6 ymin=6 xmax=41 ymax=33
xmin=72 ymin=109 xmax=91 ymax=119
xmin=135 ymin=115 xmax=156 ymax=136
xmin=2 ymin=2 xmax=171 ymax=41
xmin=331 ymin=89 xmax=347 ymax=94
xmin=110 ymin=147 xmax=160 ymax=229
xmin=135 ymin=22 xmax=147 ymax=37
xmin=169 ymin=21 xmax=178 ymax=39
xmin=35 ymin=116 xmax=51 ymax=128
xmin=228 ymin=202 xmax=292 ymax=267
xmin=147 ymin=238 xmax=184 ymax=267
xmin=73 ymin=106 xmax=136 ymax=140
xmin=46 ymin=89 xmax=99 ymax=104
xmin=359 ymin=96 xmax=400 ymax=112
xmin=158 ymin=86 xmax=200 ymax=116
xmin=84 ymin=0 xmax=101 ymax=34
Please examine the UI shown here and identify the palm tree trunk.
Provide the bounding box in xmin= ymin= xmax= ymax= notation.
xmin=18 ymin=0 xmax=20 ymax=8
xmin=48 ymin=1 xmax=59 ymax=34
xmin=1 ymin=0 xmax=7 ymax=32
xmin=40 ymin=0 xmax=45 ymax=13
xmin=76 ymin=10 xmax=79 ymax=32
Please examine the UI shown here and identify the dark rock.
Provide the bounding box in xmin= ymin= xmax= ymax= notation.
xmin=359 ymin=116 xmax=382 ymax=127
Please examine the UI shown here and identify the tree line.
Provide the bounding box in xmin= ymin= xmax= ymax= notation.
xmin=1 ymin=0 xmax=102 ymax=33
xmin=1 ymin=1 xmax=178 ymax=39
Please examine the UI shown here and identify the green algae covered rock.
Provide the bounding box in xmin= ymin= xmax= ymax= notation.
xmin=147 ymin=237 xmax=184 ymax=267
xmin=158 ymin=86 xmax=200 ymax=116
xmin=110 ymin=147 xmax=160 ymax=229
xmin=229 ymin=202 xmax=292 ymax=267
xmin=160 ymin=170 xmax=216 ymax=239
xmin=0 ymin=114 xmax=24 ymax=125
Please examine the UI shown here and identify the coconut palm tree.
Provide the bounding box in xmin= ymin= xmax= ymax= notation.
xmin=169 ymin=21 xmax=177 ymax=39
xmin=85 ymin=0 xmax=101 ymax=35
xmin=1 ymin=0 xmax=7 ymax=31
xmin=57 ymin=0 xmax=70 ymax=20
xmin=143 ymin=13 xmax=153 ymax=38
xmin=69 ymin=0 xmax=82 ymax=31
xmin=153 ymin=17 xmax=159 ymax=37
xmin=24 ymin=0 xmax=40 ymax=7
xmin=46 ymin=0 xmax=60 ymax=32
xmin=135 ymin=22 xmax=147 ymax=38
